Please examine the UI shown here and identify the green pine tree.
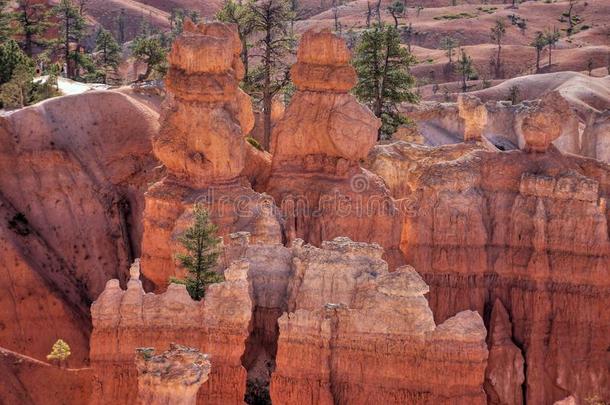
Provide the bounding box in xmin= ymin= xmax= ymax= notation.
xmin=455 ymin=48 xmax=476 ymax=92
xmin=130 ymin=34 xmax=167 ymax=81
xmin=171 ymin=204 xmax=223 ymax=301
xmin=52 ymin=0 xmax=86 ymax=79
xmin=352 ymin=23 xmax=419 ymax=140
xmin=531 ymin=31 xmax=546 ymax=72
xmin=13 ymin=0 xmax=55 ymax=57
xmin=216 ymin=0 xmax=256 ymax=84
xmin=95 ymin=28 xmax=121 ymax=84
xmin=248 ymin=0 xmax=295 ymax=150
xmin=490 ymin=18 xmax=506 ymax=78
xmin=544 ymin=27 xmax=560 ymax=68
xmin=0 ymin=0 xmax=15 ymax=43
xmin=0 ymin=40 xmax=33 ymax=85
xmin=0 ymin=63 xmax=34 ymax=108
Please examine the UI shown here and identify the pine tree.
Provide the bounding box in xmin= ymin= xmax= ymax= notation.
xmin=115 ymin=8 xmax=126 ymax=44
xmin=531 ymin=31 xmax=545 ymax=72
xmin=94 ymin=28 xmax=121 ymax=84
xmin=544 ymin=27 xmax=560 ymax=68
xmin=490 ymin=18 xmax=506 ymax=78
xmin=216 ymin=0 xmax=256 ymax=83
xmin=248 ymin=0 xmax=295 ymax=150
xmin=130 ymin=34 xmax=167 ymax=81
xmin=0 ymin=40 xmax=33 ymax=85
xmin=0 ymin=0 xmax=14 ymax=43
xmin=52 ymin=0 xmax=86 ymax=79
xmin=455 ymin=49 xmax=475 ymax=92
xmin=13 ymin=0 xmax=54 ymax=57
xmin=171 ymin=204 xmax=223 ymax=301
xmin=387 ymin=0 xmax=404 ymax=28
xmin=0 ymin=63 xmax=34 ymax=108
xmin=353 ymin=23 xmax=419 ymax=140
xmin=46 ymin=339 xmax=71 ymax=366
xmin=439 ymin=36 xmax=459 ymax=63
xmin=169 ymin=8 xmax=200 ymax=38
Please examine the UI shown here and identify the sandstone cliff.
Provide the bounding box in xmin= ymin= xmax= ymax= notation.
xmin=0 ymin=90 xmax=159 ymax=365
xmin=270 ymin=237 xmax=489 ymax=404
xmin=367 ymin=137 xmax=610 ymax=402
xmin=90 ymin=260 xmax=252 ymax=404
xmin=266 ymin=28 xmax=404 ymax=267
xmin=140 ymin=21 xmax=283 ymax=290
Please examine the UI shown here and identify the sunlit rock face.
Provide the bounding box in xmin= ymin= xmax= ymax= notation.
xmin=90 ymin=260 xmax=252 ymax=405
xmin=367 ymin=128 xmax=610 ymax=403
xmin=270 ymin=237 xmax=489 ymax=404
xmin=140 ymin=21 xmax=283 ymax=291
xmin=266 ymin=28 xmax=404 ymax=267
xmin=0 ymin=90 xmax=159 ymax=366
xmin=135 ymin=344 xmax=211 ymax=405
xmin=155 ymin=21 xmax=252 ymax=185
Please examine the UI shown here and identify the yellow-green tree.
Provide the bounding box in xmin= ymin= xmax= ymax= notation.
xmin=47 ymin=339 xmax=71 ymax=366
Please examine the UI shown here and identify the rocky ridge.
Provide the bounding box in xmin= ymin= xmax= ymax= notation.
xmin=90 ymin=260 xmax=252 ymax=404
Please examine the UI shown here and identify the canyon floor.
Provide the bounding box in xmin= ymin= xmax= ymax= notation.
xmin=1 ymin=1 xmax=609 ymax=405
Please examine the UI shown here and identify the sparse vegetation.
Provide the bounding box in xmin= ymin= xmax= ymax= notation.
xmin=439 ymin=36 xmax=459 ymax=63
xmin=47 ymin=339 xmax=71 ymax=366
xmin=353 ymin=23 xmax=419 ymax=139
xmin=455 ymin=49 xmax=476 ymax=92
xmin=246 ymin=136 xmax=263 ymax=151
xmin=507 ymin=84 xmax=520 ymax=104
xmin=490 ymin=18 xmax=506 ymax=78
xmin=170 ymin=204 xmax=223 ymax=301
xmin=433 ymin=12 xmax=476 ymax=20
xmin=476 ymin=6 xmax=497 ymax=14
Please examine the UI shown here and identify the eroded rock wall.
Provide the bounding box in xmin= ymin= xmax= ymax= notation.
xmin=0 ymin=91 xmax=159 ymax=364
xmin=266 ymin=28 xmax=404 ymax=267
xmin=90 ymin=261 xmax=252 ymax=405
xmin=368 ymin=139 xmax=610 ymax=403
xmin=140 ymin=21 xmax=282 ymax=290
xmin=270 ymin=237 xmax=489 ymax=404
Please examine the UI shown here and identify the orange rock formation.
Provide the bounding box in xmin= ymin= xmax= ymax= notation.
xmin=140 ymin=21 xmax=282 ymax=290
xmin=266 ymin=28 xmax=405 ymax=267
xmin=368 ymin=138 xmax=610 ymax=402
xmin=0 ymin=91 xmax=159 ymax=365
xmin=135 ymin=344 xmax=211 ymax=405
xmin=270 ymin=237 xmax=489 ymax=404
xmin=90 ymin=260 xmax=252 ymax=404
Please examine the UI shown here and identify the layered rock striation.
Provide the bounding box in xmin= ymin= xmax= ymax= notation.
xmin=266 ymin=29 xmax=404 ymax=267
xmin=135 ymin=344 xmax=211 ymax=405
xmin=0 ymin=90 xmax=159 ymax=365
xmin=90 ymin=260 xmax=252 ymax=404
xmin=270 ymin=237 xmax=489 ymax=404
xmin=368 ymin=133 xmax=610 ymax=402
xmin=140 ymin=21 xmax=282 ymax=290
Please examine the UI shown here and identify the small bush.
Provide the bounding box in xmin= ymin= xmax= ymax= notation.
xmin=246 ymin=136 xmax=263 ymax=151
xmin=433 ymin=12 xmax=476 ymax=20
